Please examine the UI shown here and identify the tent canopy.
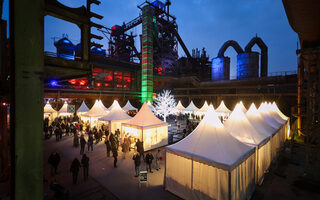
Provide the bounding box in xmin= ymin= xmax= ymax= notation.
xmin=272 ymin=102 xmax=288 ymax=120
xmin=175 ymin=100 xmax=185 ymax=111
xmin=224 ymin=104 xmax=270 ymax=146
xmin=197 ymin=101 xmax=209 ymax=114
xmin=216 ymin=101 xmax=231 ymax=115
xmin=99 ymin=106 xmax=132 ymax=122
xmin=123 ymin=102 xmax=166 ymax=128
xmin=122 ymin=100 xmax=138 ymax=111
xmin=77 ymin=101 xmax=89 ymax=113
xmin=100 ymin=100 xmax=109 ymax=112
xmin=58 ymin=101 xmax=72 ymax=114
xmin=266 ymin=103 xmax=287 ymax=125
xmin=81 ymin=100 xmax=109 ymax=117
xmin=246 ymin=103 xmax=278 ymax=136
xmin=184 ymin=100 xmax=199 ymax=112
xmin=44 ymin=101 xmax=57 ymax=113
xmin=237 ymin=101 xmax=247 ymax=113
xmin=258 ymin=103 xmax=282 ymax=129
xmin=167 ymin=105 xmax=254 ymax=170
xmin=108 ymin=100 xmax=122 ymax=110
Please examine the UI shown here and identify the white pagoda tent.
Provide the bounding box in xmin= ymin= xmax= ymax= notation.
xmin=165 ymin=106 xmax=256 ymax=200
xmin=100 ymin=100 xmax=109 ymax=112
xmin=175 ymin=100 xmax=185 ymax=113
xmin=99 ymin=101 xmax=132 ymax=134
xmin=216 ymin=101 xmax=231 ymax=122
xmin=246 ymin=103 xmax=279 ymax=160
xmin=77 ymin=101 xmax=90 ymax=115
xmin=272 ymin=102 xmax=290 ymax=140
xmin=122 ymin=102 xmax=168 ymax=151
xmin=196 ymin=101 xmax=209 ymax=116
xmin=58 ymin=101 xmax=73 ymax=116
xmin=237 ymin=101 xmax=247 ymax=113
xmin=224 ymin=104 xmax=271 ymax=184
xmin=147 ymin=100 xmax=155 ymax=112
xmin=183 ymin=100 xmax=199 ymax=114
xmin=80 ymin=100 xmax=109 ymax=125
xmin=122 ymin=100 xmax=138 ymax=112
xmin=108 ymin=100 xmax=121 ymax=111
xmin=44 ymin=101 xmax=57 ymax=120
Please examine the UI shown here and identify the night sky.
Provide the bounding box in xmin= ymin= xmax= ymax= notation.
xmin=2 ymin=0 xmax=298 ymax=77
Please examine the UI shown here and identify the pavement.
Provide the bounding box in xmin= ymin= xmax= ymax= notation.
xmin=43 ymin=133 xmax=181 ymax=200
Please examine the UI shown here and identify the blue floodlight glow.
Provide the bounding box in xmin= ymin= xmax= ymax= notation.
xmin=50 ymin=80 xmax=58 ymax=87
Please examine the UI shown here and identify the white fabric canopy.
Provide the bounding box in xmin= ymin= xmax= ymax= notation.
xmin=224 ymin=103 xmax=271 ymax=184
xmin=216 ymin=101 xmax=231 ymax=116
xmin=81 ymin=100 xmax=109 ymax=117
xmin=165 ymin=106 xmax=255 ymax=200
xmin=237 ymin=101 xmax=247 ymax=113
xmin=167 ymin=105 xmax=254 ymax=170
xmin=122 ymin=100 xmax=138 ymax=111
xmin=183 ymin=100 xmax=199 ymax=113
xmin=99 ymin=107 xmax=131 ymax=122
xmin=196 ymin=101 xmax=209 ymax=115
xmin=58 ymin=101 xmax=73 ymax=116
xmin=100 ymin=100 xmax=109 ymax=112
xmin=147 ymin=100 xmax=155 ymax=111
xmin=175 ymin=100 xmax=185 ymax=112
xmin=44 ymin=101 xmax=57 ymax=113
xmin=258 ymin=103 xmax=282 ymax=130
xmin=272 ymin=102 xmax=288 ymax=120
xmin=224 ymin=104 xmax=269 ymax=145
xmin=266 ymin=103 xmax=287 ymax=125
xmin=108 ymin=100 xmax=121 ymax=110
xmin=77 ymin=101 xmax=89 ymax=113
xmin=123 ymin=102 xmax=165 ymax=127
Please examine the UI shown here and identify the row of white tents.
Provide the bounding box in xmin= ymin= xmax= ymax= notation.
xmin=176 ymin=100 xmax=232 ymax=117
xmin=165 ymin=101 xmax=289 ymax=200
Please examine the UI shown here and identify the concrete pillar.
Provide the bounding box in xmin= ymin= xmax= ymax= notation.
xmin=141 ymin=5 xmax=154 ymax=103
xmin=13 ymin=0 xmax=44 ymax=198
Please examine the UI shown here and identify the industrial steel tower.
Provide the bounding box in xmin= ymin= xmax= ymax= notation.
xmin=141 ymin=5 xmax=155 ymax=103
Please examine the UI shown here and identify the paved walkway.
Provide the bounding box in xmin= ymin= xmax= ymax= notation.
xmin=44 ymin=135 xmax=181 ymax=200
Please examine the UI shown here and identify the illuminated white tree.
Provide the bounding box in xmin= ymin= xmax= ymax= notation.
xmin=154 ymin=90 xmax=177 ymax=122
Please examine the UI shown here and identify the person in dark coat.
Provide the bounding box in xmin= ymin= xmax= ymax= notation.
xmin=105 ymin=139 xmax=111 ymax=157
xmin=70 ymin=158 xmax=81 ymax=184
xmin=81 ymin=154 xmax=89 ymax=181
xmin=145 ymin=152 xmax=154 ymax=173
xmin=112 ymin=147 xmax=118 ymax=168
xmin=132 ymin=153 xmax=141 ymax=177
xmin=136 ymin=139 xmax=144 ymax=160
xmin=73 ymin=133 xmax=79 ymax=148
xmin=80 ymin=134 xmax=86 ymax=155
xmin=87 ymin=134 xmax=94 ymax=151
xmin=48 ymin=152 xmax=60 ymax=176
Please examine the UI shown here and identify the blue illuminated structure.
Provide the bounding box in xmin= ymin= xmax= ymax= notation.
xmin=50 ymin=80 xmax=58 ymax=87
xmin=54 ymin=37 xmax=75 ymax=60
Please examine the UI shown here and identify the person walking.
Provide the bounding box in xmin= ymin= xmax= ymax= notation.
xmin=105 ymin=139 xmax=111 ymax=157
xmin=73 ymin=133 xmax=79 ymax=148
xmin=81 ymin=154 xmax=89 ymax=181
xmin=48 ymin=152 xmax=60 ymax=176
xmin=80 ymin=134 xmax=86 ymax=155
xmin=145 ymin=152 xmax=154 ymax=173
xmin=112 ymin=147 xmax=118 ymax=168
xmin=155 ymin=149 xmax=161 ymax=170
xmin=87 ymin=134 xmax=94 ymax=152
xmin=121 ymin=140 xmax=129 ymax=159
xmin=132 ymin=152 xmax=141 ymax=177
xmin=136 ymin=139 xmax=144 ymax=160
xmin=70 ymin=158 xmax=81 ymax=184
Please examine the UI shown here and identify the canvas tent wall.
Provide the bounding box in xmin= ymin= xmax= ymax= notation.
xmin=224 ymin=104 xmax=271 ymax=184
xmin=196 ymin=101 xmax=209 ymax=116
xmin=122 ymin=100 xmax=138 ymax=112
xmin=183 ymin=100 xmax=199 ymax=115
xmin=77 ymin=101 xmax=90 ymax=115
xmin=175 ymin=100 xmax=185 ymax=113
xmin=80 ymin=100 xmax=109 ymax=126
xmin=216 ymin=101 xmax=231 ymax=122
xmin=165 ymin=106 xmax=256 ymax=200
xmin=99 ymin=101 xmax=132 ymax=134
xmin=58 ymin=101 xmax=73 ymax=116
xmin=258 ymin=103 xmax=284 ymax=158
xmin=266 ymin=102 xmax=288 ymax=143
xmin=44 ymin=101 xmax=57 ymax=120
xmin=122 ymin=102 xmax=168 ymax=151
xmin=246 ymin=104 xmax=279 ymax=161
